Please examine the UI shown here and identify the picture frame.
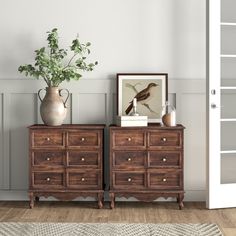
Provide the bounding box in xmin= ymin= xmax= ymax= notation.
xmin=117 ymin=73 xmax=168 ymax=123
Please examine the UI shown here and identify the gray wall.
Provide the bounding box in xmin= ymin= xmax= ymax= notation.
xmin=0 ymin=0 xmax=205 ymax=80
xmin=0 ymin=0 xmax=207 ymax=201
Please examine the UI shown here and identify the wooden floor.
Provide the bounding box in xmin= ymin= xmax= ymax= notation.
xmin=0 ymin=201 xmax=235 ymax=235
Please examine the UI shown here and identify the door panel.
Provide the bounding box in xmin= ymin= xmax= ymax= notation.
xmin=207 ymin=0 xmax=236 ymax=209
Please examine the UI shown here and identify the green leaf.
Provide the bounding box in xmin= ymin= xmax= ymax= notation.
xmin=18 ymin=28 xmax=98 ymax=86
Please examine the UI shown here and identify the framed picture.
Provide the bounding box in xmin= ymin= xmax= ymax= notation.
xmin=117 ymin=73 xmax=168 ymax=123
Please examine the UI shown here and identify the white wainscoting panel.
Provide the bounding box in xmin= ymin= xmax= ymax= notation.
xmin=76 ymin=93 xmax=107 ymax=124
xmin=181 ymin=93 xmax=206 ymax=191
xmin=10 ymin=93 xmax=36 ymax=189
xmin=0 ymin=78 xmax=206 ymax=201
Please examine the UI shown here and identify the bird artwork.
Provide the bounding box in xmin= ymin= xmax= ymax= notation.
xmin=125 ymin=82 xmax=158 ymax=115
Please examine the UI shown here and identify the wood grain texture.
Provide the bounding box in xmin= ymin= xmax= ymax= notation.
xmin=0 ymin=201 xmax=234 ymax=236
xmin=28 ymin=125 xmax=105 ymax=209
xmin=109 ymin=125 xmax=185 ymax=209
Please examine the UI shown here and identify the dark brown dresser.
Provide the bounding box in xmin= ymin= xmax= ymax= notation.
xmin=28 ymin=124 xmax=105 ymax=208
xmin=109 ymin=124 xmax=185 ymax=209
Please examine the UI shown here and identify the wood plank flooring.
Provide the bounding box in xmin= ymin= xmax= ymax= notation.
xmin=0 ymin=201 xmax=235 ymax=235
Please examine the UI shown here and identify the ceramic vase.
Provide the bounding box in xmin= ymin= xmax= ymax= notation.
xmin=38 ymin=87 xmax=69 ymax=126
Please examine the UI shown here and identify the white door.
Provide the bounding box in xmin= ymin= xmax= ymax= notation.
xmin=207 ymin=0 xmax=236 ymax=209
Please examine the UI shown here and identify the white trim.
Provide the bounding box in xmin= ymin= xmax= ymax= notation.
xmin=221 ymin=86 xmax=236 ymax=90
xmin=221 ymin=54 xmax=236 ymax=58
xmin=221 ymin=22 xmax=236 ymax=26
xmin=221 ymin=119 xmax=236 ymax=122
xmin=220 ymin=150 xmax=236 ymax=154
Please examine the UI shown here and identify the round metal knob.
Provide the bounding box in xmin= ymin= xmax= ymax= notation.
xmin=162 ymin=137 xmax=167 ymax=142
xmin=46 ymin=157 xmax=50 ymax=161
xmin=162 ymin=158 xmax=167 ymax=162
xmin=46 ymin=177 xmax=50 ymax=182
xmin=128 ymin=137 xmax=132 ymax=141
xmin=46 ymin=137 xmax=50 ymax=141
xmin=81 ymin=137 xmax=85 ymax=142
xmin=162 ymin=178 xmax=167 ymax=182
xmin=128 ymin=177 xmax=132 ymax=182
xmin=81 ymin=177 xmax=85 ymax=182
xmin=127 ymin=157 xmax=132 ymax=162
xmin=81 ymin=157 xmax=85 ymax=161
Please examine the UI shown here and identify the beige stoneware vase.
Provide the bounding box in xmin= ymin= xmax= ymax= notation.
xmin=38 ymin=87 xmax=69 ymax=126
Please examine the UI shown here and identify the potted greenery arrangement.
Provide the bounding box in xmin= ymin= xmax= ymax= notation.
xmin=18 ymin=28 xmax=98 ymax=126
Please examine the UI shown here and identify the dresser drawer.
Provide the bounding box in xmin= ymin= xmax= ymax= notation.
xmin=32 ymin=172 xmax=64 ymax=188
xmin=67 ymin=171 xmax=100 ymax=189
xmin=148 ymin=151 xmax=182 ymax=168
xmin=68 ymin=151 xmax=100 ymax=167
xmin=148 ymin=171 xmax=182 ymax=190
xmin=112 ymin=172 xmax=145 ymax=189
xmin=32 ymin=130 xmax=64 ymax=148
xmin=112 ymin=151 xmax=146 ymax=169
xmin=148 ymin=131 xmax=181 ymax=148
xmin=32 ymin=151 xmax=65 ymax=166
xmin=112 ymin=131 xmax=146 ymax=148
xmin=68 ymin=131 xmax=99 ymax=147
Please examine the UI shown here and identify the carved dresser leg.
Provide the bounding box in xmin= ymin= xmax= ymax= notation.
xmin=109 ymin=192 xmax=115 ymax=209
xmin=178 ymin=193 xmax=184 ymax=210
xmin=97 ymin=193 xmax=103 ymax=209
xmin=29 ymin=192 xmax=34 ymax=209
xmin=35 ymin=196 xmax=40 ymax=202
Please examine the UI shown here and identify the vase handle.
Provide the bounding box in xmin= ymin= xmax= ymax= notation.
xmin=59 ymin=89 xmax=69 ymax=108
xmin=37 ymin=88 xmax=46 ymax=103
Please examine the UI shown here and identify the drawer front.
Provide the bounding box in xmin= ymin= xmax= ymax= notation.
xmin=149 ymin=151 xmax=182 ymax=168
xmin=32 ymin=131 xmax=64 ymax=148
xmin=112 ymin=131 xmax=145 ymax=148
xmin=67 ymin=171 xmax=100 ymax=189
xmin=112 ymin=151 xmax=146 ymax=168
xmin=68 ymin=151 xmax=100 ymax=167
xmin=68 ymin=131 xmax=99 ymax=147
xmin=32 ymin=172 xmax=64 ymax=188
xmin=32 ymin=151 xmax=64 ymax=166
xmin=148 ymin=131 xmax=181 ymax=148
xmin=112 ymin=172 xmax=145 ymax=189
xmin=148 ymin=171 xmax=182 ymax=190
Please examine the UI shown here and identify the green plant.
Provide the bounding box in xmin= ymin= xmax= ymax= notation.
xmin=18 ymin=28 xmax=98 ymax=87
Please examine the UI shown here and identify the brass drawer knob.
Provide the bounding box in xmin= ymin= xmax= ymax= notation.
xmin=81 ymin=137 xmax=85 ymax=142
xmin=162 ymin=178 xmax=167 ymax=182
xmin=161 ymin=137 xmax=167 ymax=142
xmin=81 ymin=157 xmax=85 ymax=161
xmin=127 ymin=137 xmax=132 ymax=141
xmin=46 ymin=177 xmax=50 ymax=182
xmin=128 ymin=177 xmax=132 ymax=182
xmin=162 ymin=158 xmax=167 ymax=162
xmin=46 ymin=137 xmax=50 ymax=141
xmin=46 ymin=157 xmax=50 ymax=161
xmin=81 ymin=177 xmax=85 ymax=181
xmin=127 ymin=157 xmax=132 ymax=162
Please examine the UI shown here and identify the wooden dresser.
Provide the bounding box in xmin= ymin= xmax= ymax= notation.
xmin=28 ymin=124 xmax=105 ymax=209
xmin=109 ymin=124 xmax=185 ymax=209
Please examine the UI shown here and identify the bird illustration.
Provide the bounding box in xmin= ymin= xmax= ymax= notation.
xmin=125 ymin=82 xmax=158 ymax=115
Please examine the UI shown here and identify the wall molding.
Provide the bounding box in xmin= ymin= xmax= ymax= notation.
xmin=0 ymin=78 xmax=206 ymax=201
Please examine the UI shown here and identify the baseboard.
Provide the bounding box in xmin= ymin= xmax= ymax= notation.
xmin=0 ymin=190 xmax=206 ymax=202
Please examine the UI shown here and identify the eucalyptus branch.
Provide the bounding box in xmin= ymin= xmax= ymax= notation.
xmin=63 ymin=52 xmax=78 ymax=70
xmin=18 ymin=28 xmax=97 ymax=87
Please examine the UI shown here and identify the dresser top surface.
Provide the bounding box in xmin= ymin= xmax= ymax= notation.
xmin=110 ymin=124 xmax=185 ymax=130
xmin=28 ymin=124 xmax=106 ymax=129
